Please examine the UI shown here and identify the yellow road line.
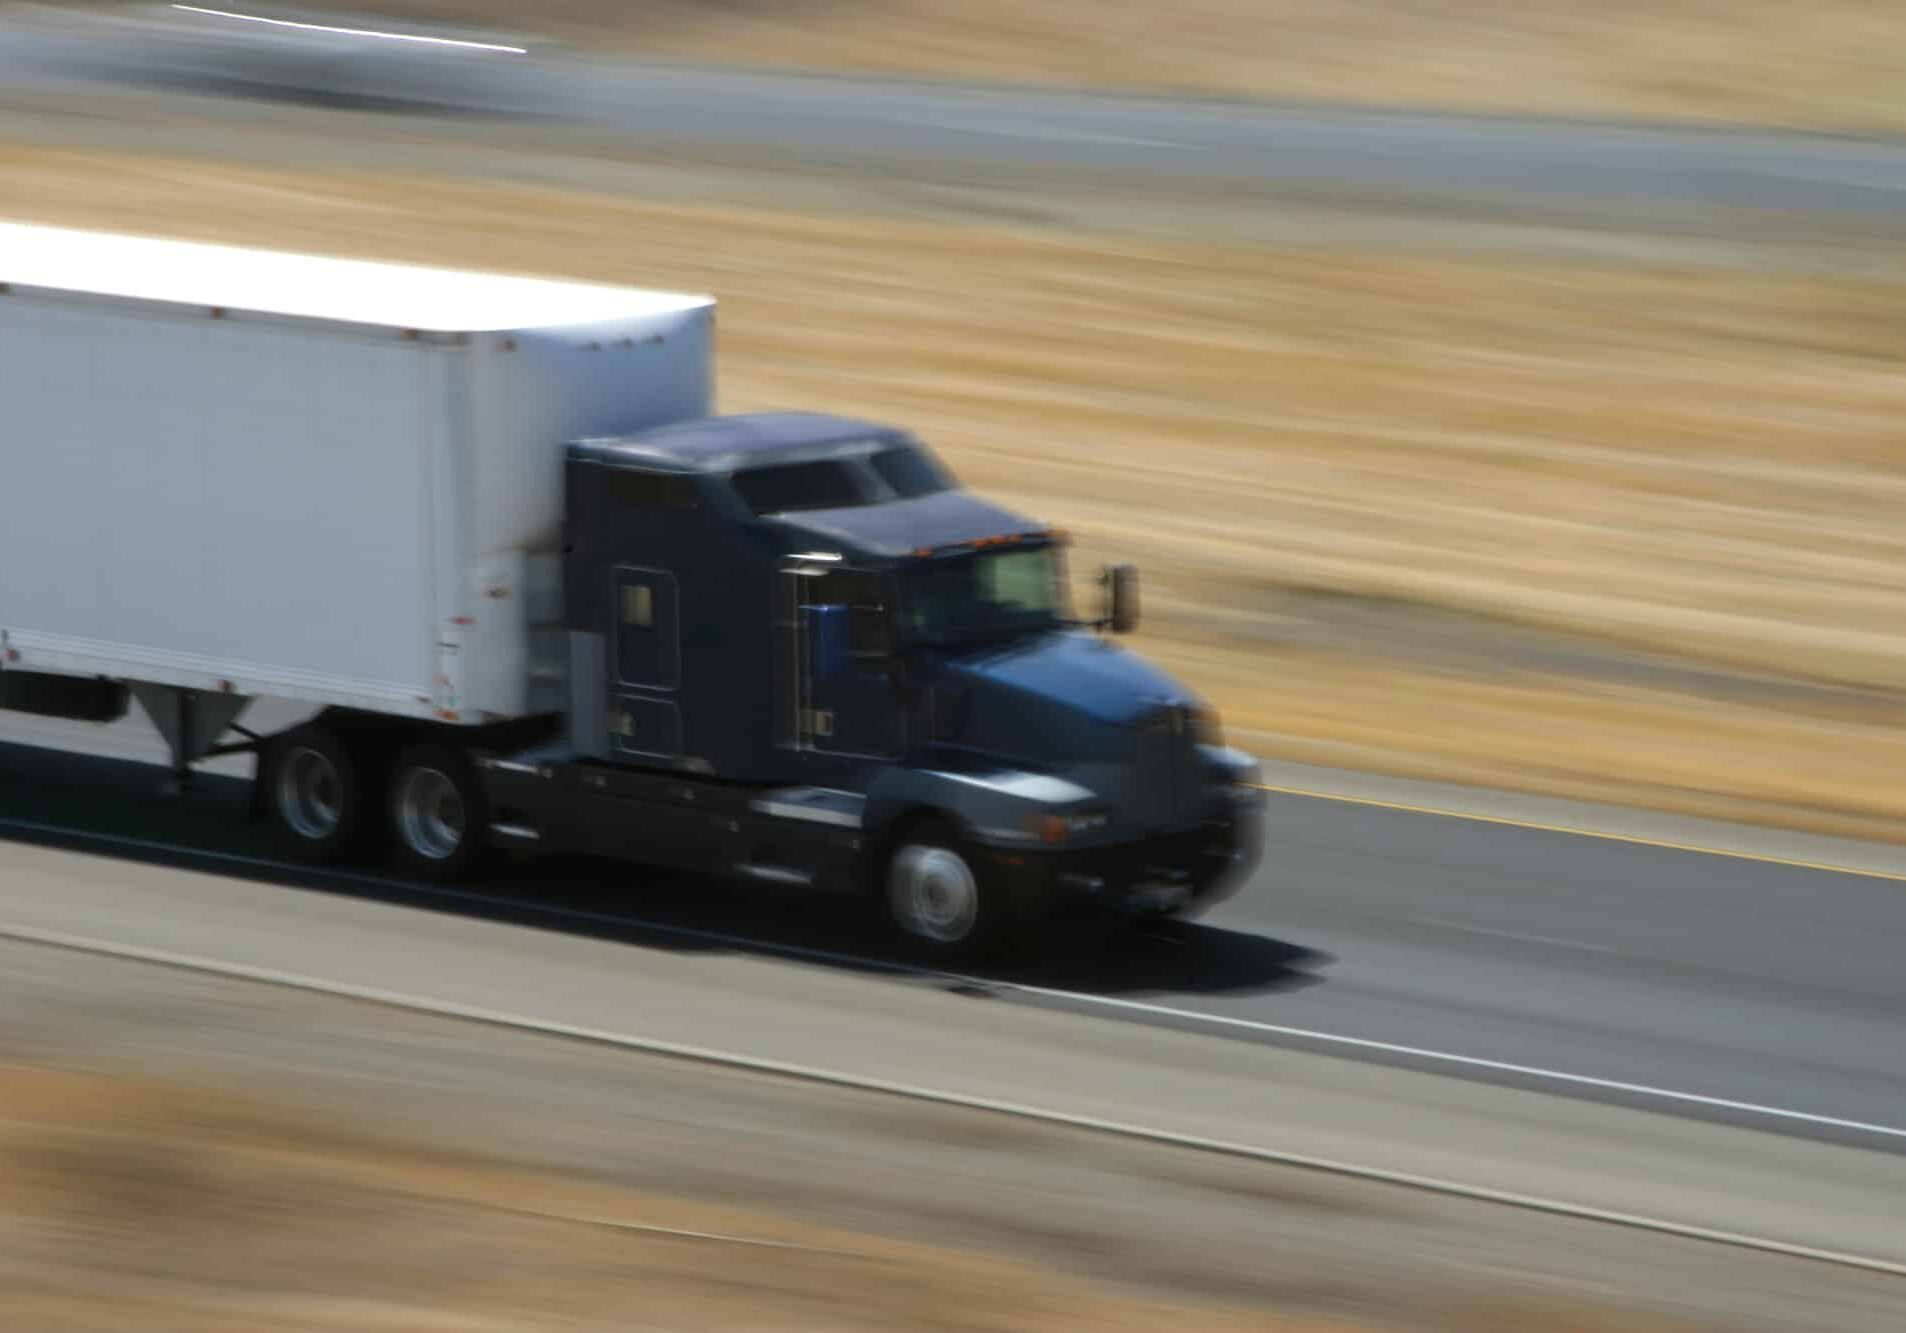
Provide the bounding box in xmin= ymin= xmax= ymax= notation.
xmin=1248 ymin=783 xmax=1906 ymax=883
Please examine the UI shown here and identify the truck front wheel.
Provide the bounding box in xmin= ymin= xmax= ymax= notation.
xmin=883 ymin=821 xmax=1006 ymax=961
xmin=265 ymin=725 xmax=368 ymax=864
xmin=388 ymin=743 xmax=489 ymax=882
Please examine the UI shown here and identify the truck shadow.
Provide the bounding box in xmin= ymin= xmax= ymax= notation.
xmin=486 ymin=852 xmax=1329 ymax=1000
xmin=991 ymin=919 xmax=1331 ymax=999
xmin=0 ymin=745 xmax=1328 ymax=1003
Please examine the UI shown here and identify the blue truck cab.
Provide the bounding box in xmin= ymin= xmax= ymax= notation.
xmin=462 ymin=412 xmax=1262 ymax=955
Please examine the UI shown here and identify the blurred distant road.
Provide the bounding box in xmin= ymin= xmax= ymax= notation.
xmin=6 ymin=7 xmax=1906 ymax=226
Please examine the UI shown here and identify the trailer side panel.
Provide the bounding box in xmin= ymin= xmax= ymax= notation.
xmin=0 ymin=289 xmax=444 ymax=715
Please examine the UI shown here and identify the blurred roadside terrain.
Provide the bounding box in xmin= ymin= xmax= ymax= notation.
xmin=51 ymin=0 xmax=1906 ymax=132
xmin=3 ymin=4 xmax=1903 ymax=838
xmin=4 ymin=934 xmax=1894 ymax=1332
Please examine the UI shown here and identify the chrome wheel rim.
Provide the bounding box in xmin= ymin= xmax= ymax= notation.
xmin=397 ymin=765 xmax=465 ymax=861
xmin=888 ymin=844 xmax=980 ymax=944
xmin=277 ymin=745 xmax=342 ymax=841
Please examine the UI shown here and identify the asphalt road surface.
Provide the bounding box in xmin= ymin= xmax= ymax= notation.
xmin=7 ymin=7 xmax=1906 ymax=228
xmin=2 ymin=703 xmax=1903 ymax=1167
xmin=3 ymin=704 xmax=1906 ymax=1291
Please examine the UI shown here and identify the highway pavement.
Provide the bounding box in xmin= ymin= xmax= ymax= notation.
xmin=3 ymin=708 xmax=1906 ymax=1284
xmin=1 ymin=704 xmax=1902 ymax=1166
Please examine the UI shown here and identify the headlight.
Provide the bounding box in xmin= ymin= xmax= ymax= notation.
xmin=1027 ymin=809 xmax=1111 ymax=843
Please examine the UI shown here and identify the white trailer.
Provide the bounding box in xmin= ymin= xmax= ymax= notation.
xmin=0 ymin=221 xmax=713 ymax=769
xmin=0 ymin=224 xmax=1262 ymax=955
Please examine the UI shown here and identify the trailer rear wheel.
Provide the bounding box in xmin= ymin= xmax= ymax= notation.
xmin=265 ymin=726 xmax=367 ymax=863
xmin=388 ymin=744 xmax=488 ymax=881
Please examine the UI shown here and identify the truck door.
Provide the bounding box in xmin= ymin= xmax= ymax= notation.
xmin=610 ymin=566 xmax=682 ymax=760
xmin=779 ymin=567 xmax=903 ymax=760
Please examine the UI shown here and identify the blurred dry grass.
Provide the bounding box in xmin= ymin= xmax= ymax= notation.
xmin=3 ymin=141 xmax=1902 ymax=835
xmin=0 ymin=1057 xmax=1750 ymax=1332
xmin=0 ymin=1065 xmax=1367 ymax=1332
xmin=341 ymin=0 xmax=1906 ymax=131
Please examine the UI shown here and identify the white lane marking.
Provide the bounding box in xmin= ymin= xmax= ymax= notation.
xmin=1 ymin=813 xmax=1901 ymax=1147
xmin=903 ymin=116 xmax=1189 ymax=149
xmin=984 ymin=979 xmax=1906 ymax=1144
xmin=169 ymin=5 xmax=528 ymax=53
xmin=1407 ymin=916 xmax=1622 ymax=956
xmin=0 ymin=917 xmax=1901 ymax=1280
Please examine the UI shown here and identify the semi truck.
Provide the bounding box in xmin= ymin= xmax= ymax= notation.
xmin=0 ymin=221 xmax=1262 ymax=956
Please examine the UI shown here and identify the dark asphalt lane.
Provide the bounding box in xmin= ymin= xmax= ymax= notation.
xmin=1174 ymin=795 xmax=1906 ymax=1142
xmin=1 ymin=707 xmax=1902 ymax=1156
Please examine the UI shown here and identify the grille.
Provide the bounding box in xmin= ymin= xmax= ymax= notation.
xmin=1137 ymin=702 xmax=1195 ymax=824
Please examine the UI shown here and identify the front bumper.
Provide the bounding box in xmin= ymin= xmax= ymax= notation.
xmin=994 ymin=787 xmax=1264 ymax=918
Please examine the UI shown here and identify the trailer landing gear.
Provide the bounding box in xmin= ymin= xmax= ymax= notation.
xmin=127 ymin=683 xmax=255 ymax=796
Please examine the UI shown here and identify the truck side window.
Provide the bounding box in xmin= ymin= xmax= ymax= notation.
xmin=983 ymin=549 xmax=1053 ymax=611
xmin=606 ymin=468 xmax=697 ymax=510
xmin=621 ymin=584 xmax=654 ymax=628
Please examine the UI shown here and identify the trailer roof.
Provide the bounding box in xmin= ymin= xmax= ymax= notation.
xmin=0 ymin=221 xmax=712 ymax=332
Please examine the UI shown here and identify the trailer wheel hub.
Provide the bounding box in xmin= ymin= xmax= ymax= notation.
xmin=277 ymin=745 xmax=343 ymax=841
xmin=398 ymin=766 xmax=466 ymax=861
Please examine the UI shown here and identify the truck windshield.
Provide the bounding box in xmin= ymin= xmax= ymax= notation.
xmin=901 ymin=545 xmax=1070 ymax=648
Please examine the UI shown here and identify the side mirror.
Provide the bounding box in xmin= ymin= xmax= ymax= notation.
xmin=1104 ymin=563 xmax=1140 ymax=635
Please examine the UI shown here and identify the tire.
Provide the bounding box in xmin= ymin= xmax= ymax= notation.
xmin=881 ymin=819 xmax=1008 ymax=961
xmin=263 ymin=725 xmax=368 ymax=864
xmin=387 ymin=743 xmax=489 ymax=882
